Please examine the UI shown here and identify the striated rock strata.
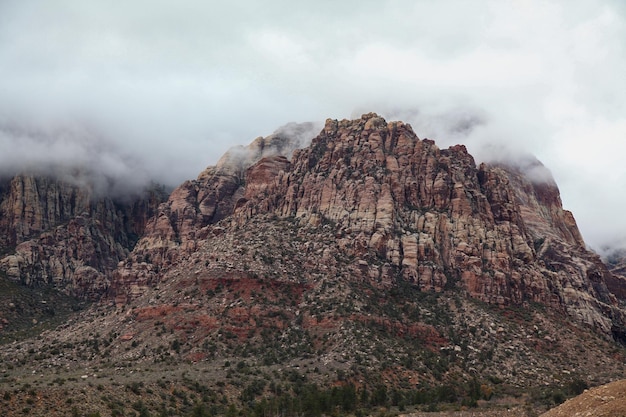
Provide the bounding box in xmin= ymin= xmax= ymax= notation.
xmin=0 ymin=175 xmax=167 ymax=299
xmin=108 ymin=123 xmax=317 ymax=300
xmin=110 ymin=113 xmax=626 ymax=341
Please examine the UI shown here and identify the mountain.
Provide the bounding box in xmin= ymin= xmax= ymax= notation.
xmin=111 ymin=112 xmax=626 ymax=337
xmin=0 ymin=175 xmax=167 ymax=298
xmin=0 ymin=113 xmax=625 ymax=416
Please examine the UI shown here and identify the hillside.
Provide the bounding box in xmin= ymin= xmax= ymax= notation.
xmin=0 ymin=113 xmax=625 ymax=416
xmin=541 ymin=379 xmax=626 ymax=417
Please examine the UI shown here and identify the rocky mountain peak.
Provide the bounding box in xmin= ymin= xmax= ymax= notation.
xmin=198 ymin=121 xmax=318 ymax=181
xmin=108 ymin=114 xmax=625 ymax=343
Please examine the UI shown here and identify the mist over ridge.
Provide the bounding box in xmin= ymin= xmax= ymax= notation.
xmin=0 ymin=112 xmax=552 ymax=200
xmin=1 ymin=0 xmax=625 ymax=250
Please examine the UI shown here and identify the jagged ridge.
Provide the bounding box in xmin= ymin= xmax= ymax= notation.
xmin=113 ymin=113 xmax=626 ymax=340
xmin=0 ymin=175 xmax=167 ymax=299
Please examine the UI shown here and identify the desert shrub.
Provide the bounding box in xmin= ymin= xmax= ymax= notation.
xmin=566 ymin=378 xmax=588 ymax=396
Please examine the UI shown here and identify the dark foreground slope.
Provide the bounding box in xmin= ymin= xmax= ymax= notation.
xmin=0 ymin=114 xmax=625 ymax=416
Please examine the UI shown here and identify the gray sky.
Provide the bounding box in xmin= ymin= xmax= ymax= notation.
xmin=0 ymin=0 xmax=625 ymax=251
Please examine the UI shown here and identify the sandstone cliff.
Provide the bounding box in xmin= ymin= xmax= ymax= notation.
xmin=108 ymin=123 xmax=317 ymax=301
xmin=0 ymin=175 xmax=167 ymax=299
xmin=110 ymin=113 xmax=626 ymax=341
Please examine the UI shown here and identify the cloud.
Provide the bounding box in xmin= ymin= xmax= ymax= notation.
xmin=213 ymin=121 xmax=321 ymax=178
xmin=0 ymin=123 xmax=152 ymax=196
xmin=0 ymin=0 xmax=625 ymax=249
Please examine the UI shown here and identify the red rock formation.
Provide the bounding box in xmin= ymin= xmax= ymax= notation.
xmin=109 ymin=126 xmax=311 ymax=302
xmin=107 ymin=113 xmax=625 ymax=339
xmin=0 ymin=175 xmax=166 ymax=299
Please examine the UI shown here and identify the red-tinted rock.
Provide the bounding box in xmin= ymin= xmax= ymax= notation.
xmin=107 ymin=113 xmax=626 ymax=338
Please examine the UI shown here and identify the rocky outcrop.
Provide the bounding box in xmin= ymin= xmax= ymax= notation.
xmin=108 ymin=124 xmax=315 ymax=302
xmin=248 ymin=114 xmax=622 ymax=335
xmin=0 ymin=175 xmax=167 ymax=299
xmin=603 ymin=248 xmax=626 ymax=310
xmin=0 ymin=176 xmax=90 ymax=249
xmin=109 ymin=113 xmax=626 ymax=340
xmin=605 ymin=249 xmax=626 ymax=279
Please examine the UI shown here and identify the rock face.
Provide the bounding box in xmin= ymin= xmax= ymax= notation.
xmin=3 ymin=113 xmax=625 ymax=365
xmin=108 ymin=123 xmax=317 ymax=301
xmin=0 ymin=175 xmax=166 ymax=299
xmin=111 ymin=113 xmax=626 ymax=340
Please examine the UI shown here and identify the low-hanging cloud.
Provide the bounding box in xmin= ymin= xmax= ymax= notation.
xmin=0 ymin=123 xmax=152 ymax=197
xmin=0 ymin=0 xmax=625 ymax=250
xmin=213 ymin=121 xmax=321 ymax=178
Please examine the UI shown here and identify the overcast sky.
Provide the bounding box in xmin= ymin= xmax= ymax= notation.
xmin=0 ymin=0 xmax=625 ymax=251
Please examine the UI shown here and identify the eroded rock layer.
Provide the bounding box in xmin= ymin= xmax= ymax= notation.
xmin=111 ymin=113 xmax=626 ymax=340
xmin=0 ymin=175 xmax=166 ymax=299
